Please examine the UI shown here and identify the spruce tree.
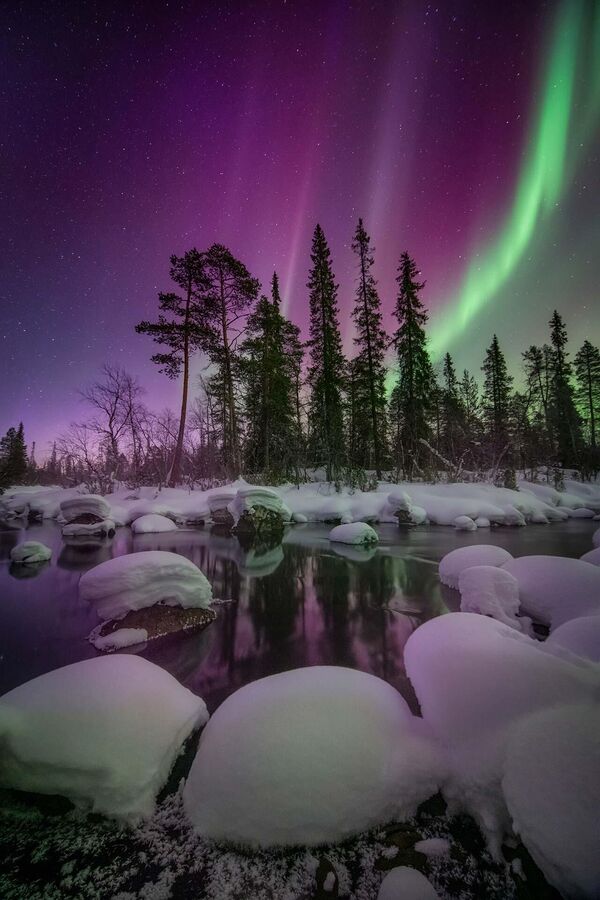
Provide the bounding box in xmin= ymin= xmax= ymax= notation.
xmin=440 ymin=352 xmax=465 ymax=460
xmin=0 ymin=423 xmax=28 ymax=488
xmin=481 ymin=335 xmax=513 ymax=460
xmin=306 ymin=224 xmax=346 ymax=480
xmin=390 ymin=252 xmax=434 ymax=476
xmin=350 ymin=219 xmax=387 ymax=476
xmin=547 ymin=311 xmax=582 ymax=466
xmin=136 ymin=250 xmax=207 ymax=486
xmin=574 ymin=340 xmax=600 ymax=450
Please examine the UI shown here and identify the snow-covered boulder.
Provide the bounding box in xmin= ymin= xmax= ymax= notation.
xmin=62 ymin=518 xmax=115 ymax=537
xmin=0 ymin=655 xmax=208 ymax=819
xmin=503 ymin=704 xmax=600 ymax=898
xmin=91 ymin=627 xmax=149 ymax=652
xmin=458 ymin=566 xmax=522 ymax=630
xmin=9 ymin=541 xmax=52 ymax=564
xmin=377 ymin=867 xmax=441 ymax=900
xmin=502 ymin=555 xmax=600 ymax=629
xmin=131 ymin=514 xmax=178 ymax=534
xmin=79 ymin=550 xmax=212 ymax=620
xmin=453 ymin=515 xmax=477 ymax=531
xmin=328 ymin=522 xmax=379 ymax=545
xmin=386 ymin=490 xmax=427 ymax=526
xmin=546 ymin=615 xmax=600 ymax=663
xmin=580 ymin=547 xmax=600 ymax=566
xmin=208 ymin=489 xmax=237 ymax=526
xmin=570 ymin=507 xmax=595 ymax=519
xmin=230 ymin=486 xmax=289 ymax=535
xmin=60 ymin=494 xmax=111 ymax=523
xmin=593 ymin=526 xmax=600 ymax=548
xmin=439 ymin=544 xmax=513 ymax=589
xmin=183 ymin=666 xmax=441 ymax=847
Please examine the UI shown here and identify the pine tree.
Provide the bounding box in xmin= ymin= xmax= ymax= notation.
xmin=547 ymin=311 xmax=582 ymax=466
xmin=574 ymin=340 xmax=600 ymax=450
xmin=198 ymin=245 xmax=260 ymax=478
xmin=350 ymin=219 xmax=387 ymax=476
xmin=481 ymin=335 xmax=513 ymax=460
xmin=440 ymin=352 xmax=465 ymax=460
xmin=390 ymin=252 xmax=434 ymax=476
xmin=0 ymin=422 xmax=28 ymax=488
xmin=306 ymin=225 xmax=346 ymax=480
xmin=136 ymin=250 xmax=207 ymax=486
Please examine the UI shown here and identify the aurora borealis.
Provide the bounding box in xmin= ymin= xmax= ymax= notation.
xmin=2 ymin=0 xmax=599 ymax=452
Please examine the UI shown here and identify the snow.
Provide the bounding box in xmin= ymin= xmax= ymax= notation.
xmin=229 ymin=485 xmax=289 ymax=525
xmin=403 ymin=613 xmax=598 ymax=847
xmin=131 ymin=514 xmax=178 ymax=534
xmin=439 ymin=544 xmax=514 ymax=589
xmin=570 ymin=507 xmax=595 ymax=518
xmin=377 ymin=867 xmax=441 ymax=899
xmin=594 ymin=526 xmax=600 ymax=548
xmin=453 ymin=515 xmax=477 ymax=531
xmin=503 ymin=703 xmax=600 ymax=898
xmin=501 ymin=555 xmax=600 ymax=629
xmin=458 ymin=566 xmax=522 ymax=630
xmin=0 ymin=655 xmax=208 ymax=819
xmin=183 ymin=666 xmax=442 ymax=847
xmin=9 ymin=541 xmax=52 ymax=564
xmin=546 ymin=615 xmax=600 ymax=662
xmin=91 ymin=627 xmax=148 ymax=652
xmin=580 ymin=546 xmax=600 ymax=566
xmin=62 ymin=518 xmax=115 ymax=536
xmin=328 ymin=522 xmax=379 ymax=545
xmin=79 ymin=550 xmax=212 ymax=620
xmin=414 ymin=837 xmax=451 ymax=857
xmin=60 ymin=494 xmax=111 ymax=522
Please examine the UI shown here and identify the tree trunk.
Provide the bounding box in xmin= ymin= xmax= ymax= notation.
xmin=168 ymin=279 xmax=192 ymax=487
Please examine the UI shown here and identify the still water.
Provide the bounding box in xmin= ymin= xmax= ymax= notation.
xmin=0 ymin=519 xmax=596 ymax=712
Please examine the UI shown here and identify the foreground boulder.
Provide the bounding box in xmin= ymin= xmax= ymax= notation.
xmin=438 ymin=544 xmax=513 ymax=589
xmin=0 ymin=655 xmax=208 ymax=819
xmin=183 ymin=666 xmax=441 ymax=847
xmin=502 ymin=555 xmax=600 ymax=629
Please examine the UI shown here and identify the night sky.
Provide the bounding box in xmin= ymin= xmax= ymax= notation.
xmin=2 ymin=0 xmax=599 ymax=455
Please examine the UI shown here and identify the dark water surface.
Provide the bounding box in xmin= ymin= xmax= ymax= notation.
xmin=0 ymin=519 xmax=596 ymax=712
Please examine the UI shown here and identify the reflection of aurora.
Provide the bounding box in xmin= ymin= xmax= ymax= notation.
xmin=427 ymin=0 xmax=600 ymax=360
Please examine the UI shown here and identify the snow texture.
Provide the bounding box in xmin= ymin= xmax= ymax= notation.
xmin=91 ymin=627 xmax=148 ymax=652
xmin=62 ymin=518 xmax=115 ymax=537
xmin=503 ymin=703 xmax=600 ymax=899
xmin=183 ymin=666 xmax=441 ymax=847
xmin=439 ymin=544 xmax=514 ymax=589
xmin=131 ymin=513 xmax=178 ymax=534
xmin=59 ymin=494 xmax=111 ymax=523
xmin=79 ymin=550 xmax=212 ymax=620
xmin=454 ymin=515 xmax=477 ymax=531
xmin=377 ymin=866 xmax=441 ymax=899
xmin=501 ymin=555 xmax=600 ymax=629
xmin=593 ymin=526 xmax=600 ymax=548
xmin=458 ymin=565 xmax=522 ymax=630
xmin=328 ymin=522 xmax=379 ymax=545
xmin=546 ymin=615 xmax=600 ymax=662
xmin=580 ymin=546 xmax=600 ymax=566
xmin=9 ymin=541 xmax=52 ymax=564
xmin=0 ymin=655 xmax=208 ymax=819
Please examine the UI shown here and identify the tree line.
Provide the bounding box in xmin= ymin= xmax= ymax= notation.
xmin=2 ymin=220 xmax=599 ymax=492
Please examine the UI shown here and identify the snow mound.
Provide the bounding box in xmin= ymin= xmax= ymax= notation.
xmin=593 ymin=527 xmax=600 ymax=548
xmin=580 ymin=547 xmax=600 ymax=566
xmin=328 ymin=522 xmax=379 ymax=545
xmin=546 ymin=615 xmax=600 ymax=663
xmin=414 ymin=838 xmax=450 ymax=857
xmin=570 ymin=507 xmax=595 ymax=519
xmin=0 ymin=655 xmax=208 ymax=819
xmin=503 ymin=704 xmax=600 ymax=899
xmin=502 ymin=555 xmax=600 ymax=629
xmin=454 ymin=515 xmax=477 ymax=531
xmin=62 ymin=518 xmax=115 ymax=537
xmin=439 ymin=544 xmax=513 ymax=589
xmin=9 ymin=541 xmax=52 ymax=564
xmin=60 ymin=494 xmax=111 ymax=523
xmin=404 ymin=613 xmax=597 ymax=845
xmin=377 ymin=866 xmax=441 ymax=899
xmin=131 ymin=514 xmax=177 ymax=534
xmin=183 ymin=666 xmax=441 ymax=847
xmin=229 ymin=486 xmax=284 ymax=522
xmin=79 ymin=550 xmax=212 ymax=620
xmin=458 ymin=566 xmax=522 ymax=630
xmin=91 ymin=627 xmax=148 ymax=652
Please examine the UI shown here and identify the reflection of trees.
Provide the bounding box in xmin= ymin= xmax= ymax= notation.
xmin=57 ymin=537 xmax=114 ymax=571
xmin=9 ymin=560 xmax=51 ymax=579
xmin=312 ymin=554 xmax=356 ymax=666
xmin=247 ymin=545 xmax=305 ymax=653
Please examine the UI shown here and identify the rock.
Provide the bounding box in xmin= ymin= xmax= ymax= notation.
xmin=10 ymin=541 xmax=52 ymax=564
xmin=60 ymin=495 xmax=111 ymax=524
xmin=90 ymin=605 xmax=216 ymax=652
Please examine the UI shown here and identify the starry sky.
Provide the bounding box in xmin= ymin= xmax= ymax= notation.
xmin=2 ymin=0 xmax=599 ymax=456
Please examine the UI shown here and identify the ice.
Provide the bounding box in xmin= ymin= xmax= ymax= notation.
xmin=183 ymin=666 xmax=441 ymax=847
xmin=9 ymin=541 xmax=52 ymax=564
xmin=546 ymin=615 xmax=600 ymax=662
xmin=501 ymin=555 xmax=600 ymax=629
xmin=580 ymin=547 xmax=600 ymax=566
xmin=79 ymin=550 xmax=212 ymax=620
xmin=328 ymin=522 xmax=379 ymax=545
xmin=377 ymin=866 xmax=441 ymax=899
xmin=0 ymin=655 xmax=208 ymax=819
xmin=503 ymin=704 xmax=600 ymax=898
xmin=131 ymin=514 xmax=178 ymax=534
xmin=458 ymin=566 xmax=522 ymax=630
xmin=91 ymin=627 xmax=149 ymax=652
xmin=439 ymin=544 xmax=514 ymax=589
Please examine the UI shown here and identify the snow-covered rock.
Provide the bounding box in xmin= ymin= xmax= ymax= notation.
xmin=131 ymin=514 xmax=178 ymax=534
xmin=62 ymin=518 xmax=115 ymax=537
xmin=439 ymin=544 xmax=513 ymax=589
xmin=593 ymin=527 xmax=600 ymax=548
xmin=503 ymin=704 xmax=600 ymax=899
xmin=0 ymin=655 xmax=208 ymax=819
xmin=414 ymin=837 xmax=451 ymax=858
xmin=377 ymin=867 xmax=441 ymax=900
xmin=546 ymin=615 xmax=600 ymax=663
xmin=60 ymin=494 xmax=111 ymax=523
xmin=9 ymin=541 xmax=52 ymax=564
xmin=458 ymin=566 xmax=522 ymax=630
xmin=183 ymin=666 xmax=441 ymax=847
xmin=570 ymin=507 xmax=595 ymax=519
xmin=580 ymin=547 xmax=600 ymax=566
xmin=453 ymin=515 xmax=477 ymax=531
xmin=502 ymin=555 xmax=600 ymax=629
xmin=79 ymin=550 xmax=212 ymax=620
xmin=91 ymin=627 xmax=149 ymax=652
xmin=328 ymin=522 xmax=379 ymax=545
